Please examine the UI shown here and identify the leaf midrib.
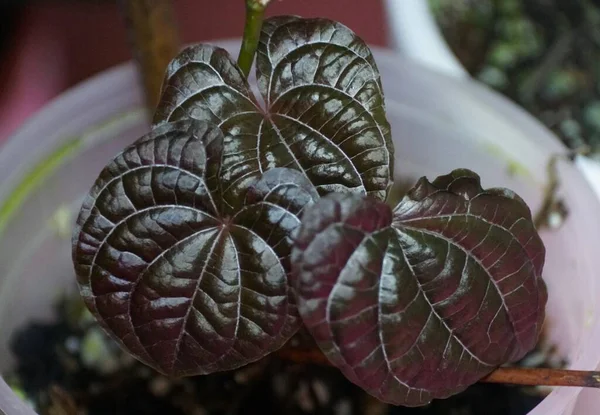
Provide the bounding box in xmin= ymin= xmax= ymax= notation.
xmin=394 ymin=223 xmax=527 ymax=357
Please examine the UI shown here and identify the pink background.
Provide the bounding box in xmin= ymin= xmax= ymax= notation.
xmin=0 ymin=0 xmax=388 ymax=143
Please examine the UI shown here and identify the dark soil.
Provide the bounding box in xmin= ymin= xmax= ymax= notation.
xmin=3 ymin=292 xmax=563 ymax=415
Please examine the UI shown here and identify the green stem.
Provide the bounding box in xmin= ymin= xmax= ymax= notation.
xmin=238 ymin=0 xmax=270 ymax=77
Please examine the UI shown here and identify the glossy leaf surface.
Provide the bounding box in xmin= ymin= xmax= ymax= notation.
xmin=291 ymin=169 xmax=547 ymax=406
xmin=71 ymin=15 xmax=396 ymax=377
xmin=153 ymin=15 xmax=394 ymax=208
xmin=72 ymin=120 xmax=318 ymax=376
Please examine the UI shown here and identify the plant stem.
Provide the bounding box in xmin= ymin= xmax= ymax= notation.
xmin=119 ymin=0 xmax=180 ymax=111
xmin=238 ymin=0 xmax=271 ymax=77
xmin=483 ymin=367 xmax=600 ymax=388
xmin=277 ymin=346 xmax=330 ymax=366
xmin=534 ymin=146 xmax=590 ymax=230
xmin=277 ymin=347 xmax=600 ymax=389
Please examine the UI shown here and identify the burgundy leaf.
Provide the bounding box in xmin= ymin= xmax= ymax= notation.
xmin=71 ymin=15 xmax=396 ymax=379
xmin=291 ymin=169 xmax=547 ymax=406
xmin=72 ymin=120 xmax=318 ymax=376
xmin=153 ymin=16 xmax=394 ymax=208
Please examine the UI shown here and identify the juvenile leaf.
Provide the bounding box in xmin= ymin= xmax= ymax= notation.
xmin=72 ymin=120 xmax=318 ymax=376
xmin=291 ymin=169 xmax=547 ymax=406
xmin=153 ymin=16 xmax=393 ymax=209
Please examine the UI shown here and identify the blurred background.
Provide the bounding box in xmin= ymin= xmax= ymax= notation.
xmin=0 ymin=0 xmax=389 ymax=143
xmin=3 ymin=0 xmax=600 ymax=156
xmin=430 ymin=0 xmax=600 ymax=156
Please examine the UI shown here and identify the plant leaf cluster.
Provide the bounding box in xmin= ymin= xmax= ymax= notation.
xmin=72 ymin=15 xmax=547 ymax=406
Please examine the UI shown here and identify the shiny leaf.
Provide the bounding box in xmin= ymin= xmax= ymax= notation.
xmin=291 ymin=169 xmax=547 ymax=406
xmin=72 ymin=120 xmax=319 ymax=376
xmin=153 ymin=15 xmax=394 ymax=209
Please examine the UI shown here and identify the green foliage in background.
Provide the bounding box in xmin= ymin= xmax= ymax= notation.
xmin=429 ymin=0 xmax=600 ymax=157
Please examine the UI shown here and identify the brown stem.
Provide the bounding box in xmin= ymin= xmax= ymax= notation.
xmin=277 ymin=347 xmax=600 ymax=389
xmin=534 ymin=146 xmax=590 ymax=230
xmin=483 ymin=367 xmax=600 ymax=388
xmin=277 ymin=346 xmax=331 ymax=366
xmin=119 ymin=0 xmax=180 ymax=111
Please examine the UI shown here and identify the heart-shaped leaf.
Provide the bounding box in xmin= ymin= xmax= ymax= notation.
xmin=153 ymin=15 xmax=394 ymax=210
xmin=291 ymin=169 xmax=547 ymax=406
xmin=72 ymin=120 xmax=319 ymax=376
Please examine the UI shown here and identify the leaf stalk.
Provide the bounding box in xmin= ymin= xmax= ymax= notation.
xmin=277 ymin=346 xmax=600 ymax=390
xmin=238 ymin=0 xmax=271 ymax=77
xmin=483 ymin=367 xmax=600 ymax=389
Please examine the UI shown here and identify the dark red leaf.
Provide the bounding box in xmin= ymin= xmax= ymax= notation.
xmin=153 ymin=16 xmax=394 ymax=206
xmin=72 ymin=120 xmax=318 ymax=376
xmin=291 ymin=169 xmax=547 ymax=406
xmin=71 ymin=15 xmax=395 ymax=377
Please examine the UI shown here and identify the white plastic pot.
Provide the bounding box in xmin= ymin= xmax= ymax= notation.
xmin=0 ymin=62 xmax=148 ymax=415
xmin=1 ymin=39 xmax=600 ymax=415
